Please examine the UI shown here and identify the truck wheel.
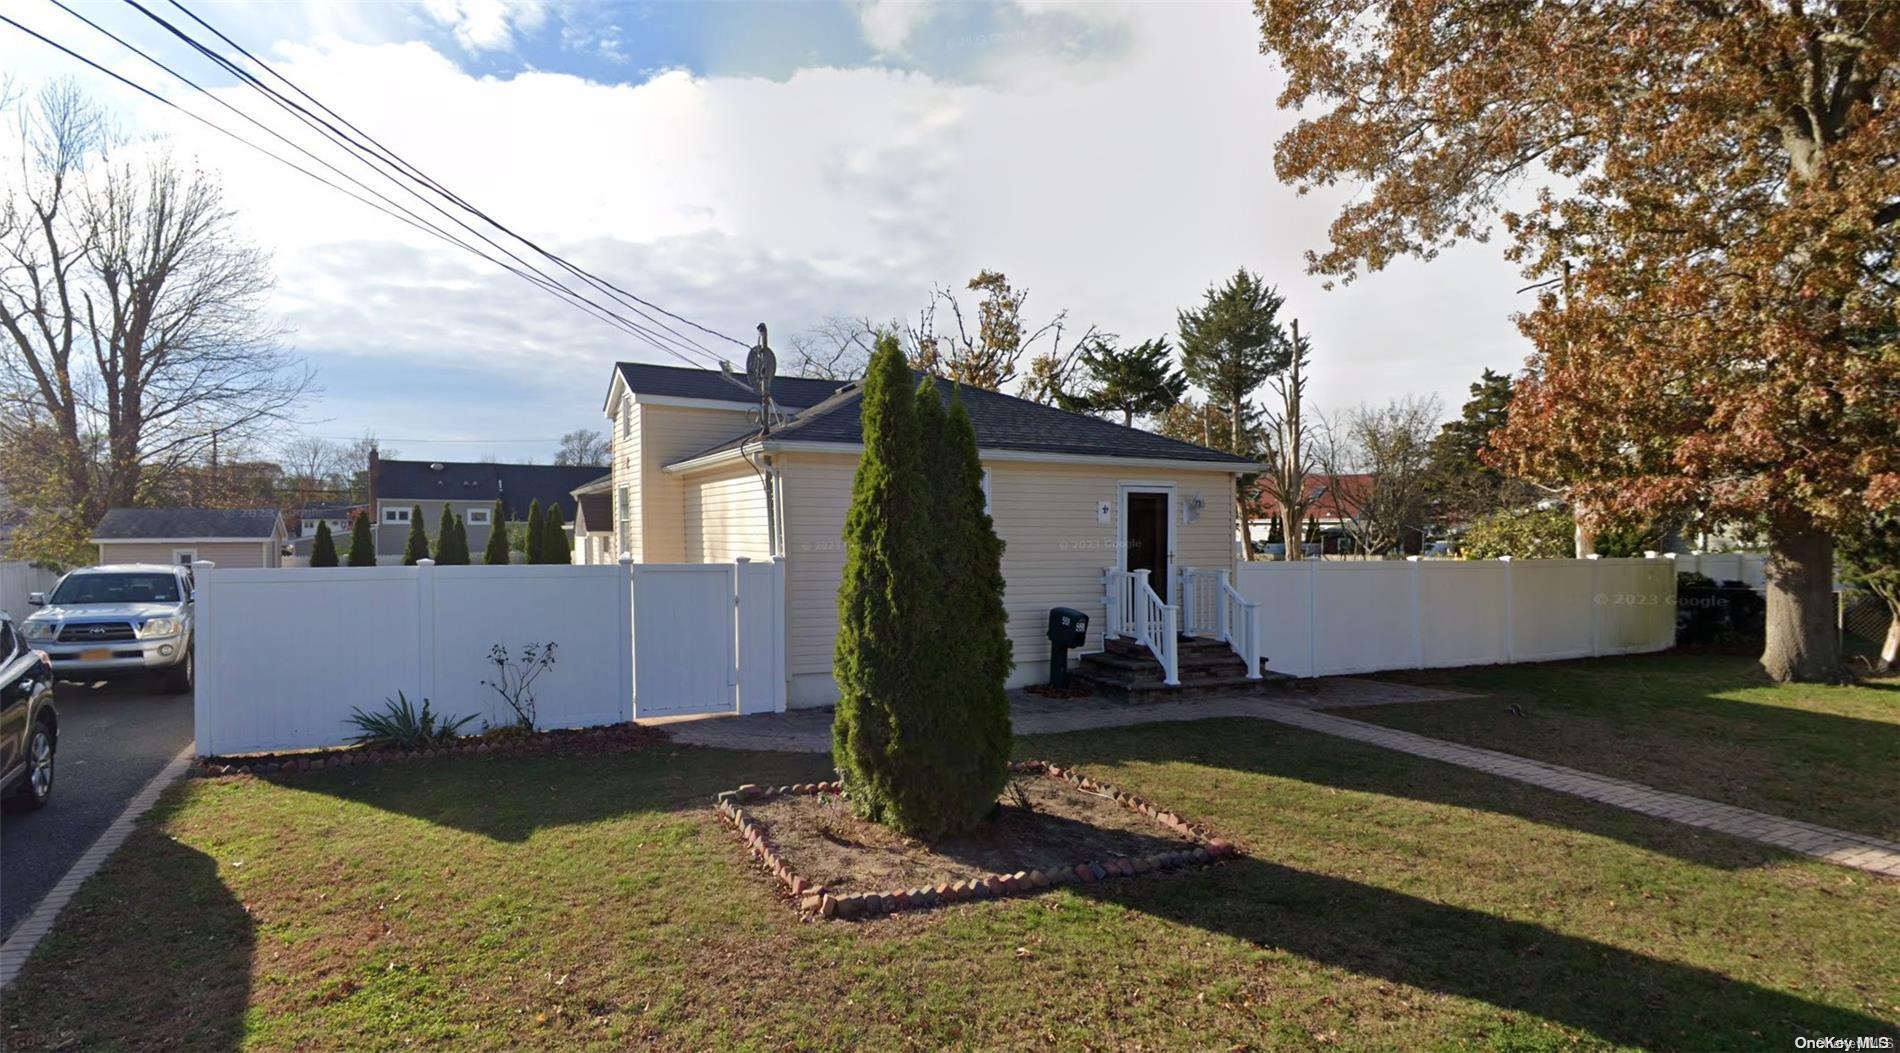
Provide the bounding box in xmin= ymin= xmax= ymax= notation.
xmin=161 ymin=647 xmax=194 ymax=694
xmin=5 ymin=721 xmax=54 ymax=811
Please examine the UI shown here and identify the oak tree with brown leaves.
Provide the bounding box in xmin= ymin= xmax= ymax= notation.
xmin=1260 ymin=0 xmax=1900 ymax=681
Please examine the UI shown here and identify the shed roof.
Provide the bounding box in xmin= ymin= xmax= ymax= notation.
xmin=376 ymin=460 xmax=608 ymax=521
xmin=93 ymin=507 xmax=283 ymax=540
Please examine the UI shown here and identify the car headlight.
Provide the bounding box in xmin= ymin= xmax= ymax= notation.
xmin=137 ymin=617 xmax=182 ymax=638
xmin=20 ymin=620 xmax=56 ymax=641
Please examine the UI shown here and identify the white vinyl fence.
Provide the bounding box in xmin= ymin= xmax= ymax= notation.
xmin=1 ymin=561 xmax=59 ymax=620
xmin=1675 ymin=551 xmax=1767 ymax=589
xmin=1233 ymin=556 xmax=1677 ymax=679
xmin=194 ymin=557 xmax=785 ymax=756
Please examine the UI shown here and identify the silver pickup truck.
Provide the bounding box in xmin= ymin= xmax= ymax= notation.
xmin=19 ymin=564 xmax=195 ymax=693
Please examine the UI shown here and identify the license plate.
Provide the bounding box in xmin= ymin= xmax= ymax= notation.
xmin=79 ymin=648 xmax=111 ymax=661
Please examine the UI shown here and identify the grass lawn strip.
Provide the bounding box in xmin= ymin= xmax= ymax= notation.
xmin=1352 ymin=653 xmax=1900 ymax=840
xmin=4 ymin=712 xmax=1896 ymax=1050
xmin=719 ymin=761 xmax=1234 ymax=919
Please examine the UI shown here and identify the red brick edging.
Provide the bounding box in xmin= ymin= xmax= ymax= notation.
xmin=715 ymin=759 xmax=1239 ymax=921
xmin=188 ymin=723 xmax=670 ymax=778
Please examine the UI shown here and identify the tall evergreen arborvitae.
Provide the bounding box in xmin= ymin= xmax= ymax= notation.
xmin=941 ymin=387 xmax=1013 ymax=803
xmin=309 ymin=520 xmax=339 ymax=567
xmin=401 ymin=505 xmax=430 ymax=565
xmin=482 ymin=500 xmax=510 ymax=564
xmin=347 ymin=510 xmax=376 ymax=566
xmin=540 ymin=506 xmax=571 ymax=564
xmin=523 ymin=499 xmax=544 ymax=565
xmin=833 ymin=337 xmax=983 ymax=837
xmin=433 ymin=505 xmax=459 ymax=563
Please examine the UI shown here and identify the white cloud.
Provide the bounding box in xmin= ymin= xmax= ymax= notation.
xmin=857 ymin=0 xmax=936 ymax=55
xmin=419 ymin=0 xmax=547 ymax=52
xmin=1 ymin=2 xmax=1532 ymax=460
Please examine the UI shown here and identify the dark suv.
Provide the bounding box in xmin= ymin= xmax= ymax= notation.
xmin=1 ymin=611 xmax=59 ymax=811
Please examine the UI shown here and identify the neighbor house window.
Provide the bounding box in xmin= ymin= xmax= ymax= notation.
xmin=981 ymin=468 xmax=993 ymax=516
xmin=383 ymin=507 xmax=410 ymax=524
xmin=172 ymin=549 xmax=197 ymax=566
xmin=621 ymin=405 xmax=631 ymax=439
xmin=617 ymin=486 xmax=631 ymax=556
xmin=466 ymin=508 xmax=492 ymax=526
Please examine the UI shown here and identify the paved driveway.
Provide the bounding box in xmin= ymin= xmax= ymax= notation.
xmin=0 ymin=679 xmax=194 ymax=940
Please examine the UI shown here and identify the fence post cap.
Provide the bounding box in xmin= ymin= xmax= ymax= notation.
xmin=1405 ymin=555 xmax=1421 ymax=562
xmin=191 ymin=559 xmax=216 ymax=570
xmin=735 ymin=556 xmax=751 ymax=565
xmin=618 ymin=554 xmax=633 ymax=566
xmin=1497 ymin=555 xmax=1513 ymax=562
xmin=417 ymin=558 xmax=436 ymax=567
xmin=1642 ymin=550 xmax=1660 ymax=559
xmin=1585 ymin=553 xmax=1601 ymax=560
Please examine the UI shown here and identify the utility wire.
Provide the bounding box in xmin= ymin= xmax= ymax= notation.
xmin=6 ymin=9 xmax=715 ymax=369
xmin=145 ymin=0 xmax=751 ymax=359
xmin=39 ymin=1 xmax=722 ymax=371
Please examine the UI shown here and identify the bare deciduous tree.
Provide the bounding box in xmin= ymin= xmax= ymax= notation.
xmin=1315 ymin=396 xmax=1443 ymax=558
xmin=0 ymin=83 xmax=310 ymax=561
xmin=553 ymin=428 xmax=608 ymax=466
xmin=1258 ymin=321 xmax=1313 ymax=560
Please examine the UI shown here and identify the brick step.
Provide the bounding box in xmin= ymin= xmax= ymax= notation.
xmin=1072 ymin=670 xmax=1292 ymax=704
xmin=1102 ymin=636 xmax=1239 ymax=659
xmin=1078 ymin=649 xmax=1248 ymax=678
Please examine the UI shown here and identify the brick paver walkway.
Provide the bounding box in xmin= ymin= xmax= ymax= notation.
xmin=654 ymin=680 xmax=1900 ymax=880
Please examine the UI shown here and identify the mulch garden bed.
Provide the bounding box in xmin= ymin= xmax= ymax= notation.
xmin=189 ymin=722 xmax=672 ymax=778
xmin=717 ymin=760 xmax=1237 ymax=921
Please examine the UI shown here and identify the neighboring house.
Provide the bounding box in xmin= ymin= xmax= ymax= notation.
xmin=602 ymin=361 xmax=1259 ymax=707
xmin=296 ymin=501 xmax=364 ymax=539
xmin=571 ymin=475 xmax=615 ymax=565
xmin=366 ymin=452 xmax=606 ymax=558
xmin=91 ymin=508 xmax=288 ymax=569
xmin=1246 ymin=473 xmax=1382 ymax=555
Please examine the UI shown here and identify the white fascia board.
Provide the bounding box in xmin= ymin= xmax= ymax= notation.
xmin=629 ymin=393 xmax=761 ymax=412
xmin=664 ymin=439 xmax=1259 ymax=476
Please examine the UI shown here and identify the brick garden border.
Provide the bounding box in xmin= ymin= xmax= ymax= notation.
xmin=188 ymin=723 xmax=671 ymax=778
xmin=715 ymin=759 xmax=1238 ymax=921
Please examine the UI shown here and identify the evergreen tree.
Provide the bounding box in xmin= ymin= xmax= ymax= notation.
xmin=434 ymin=505 xmax=459 ymax=563
xmin=1071 ymin=336 xmax=1187 ymax=427
xmin=1177 ymin=268 xmax=1290 ymax=555
xmin=522 ymin=499 xmax=544 ymax=565
xmin=309 ymin=520 xmax=339 ymax=567
xmin=540 ymin=505 xmax=571 ymax=564
xmin=833 ymin=336 xmax=953 ymax=836
xmin=401 ymin=505 xmax=430 ymax=565
xmin=454 ymin=514 xmax=470 ymax=563
xmin=482 ymin=500 xmax=510 ymax=564
xmin=940 ymin=387 xmax=1012 ymax=812
xmin=347 ymin=510 xmax=376 ymax=566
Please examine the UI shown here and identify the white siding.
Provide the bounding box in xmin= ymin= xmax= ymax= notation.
xmin=780 ymin=451 xmax=1240 ymax=706
xmin=682 ymin=462 xmax=773 ymax=563
xmin=633 ymin=403 xmax=758 ymax=563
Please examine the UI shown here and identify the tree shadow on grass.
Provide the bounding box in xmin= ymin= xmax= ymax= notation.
xmin=1021 ymin=718 xmax=1795 ymax=872
xmin=4 ymin=829 xmax=252 ymax=1052
xmin=265 ymin=745 xmax=833 ymax=842
xmin=1076 ymin=856 xmax=1897 ymax=1050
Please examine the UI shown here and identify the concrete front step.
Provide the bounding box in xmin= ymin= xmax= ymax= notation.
xmin=1079 ymin=649 xmax=1248 ymax=678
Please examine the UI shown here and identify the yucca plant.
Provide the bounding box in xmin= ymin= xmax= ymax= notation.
xmin=347 ymin=691 xmax=475 ymax=749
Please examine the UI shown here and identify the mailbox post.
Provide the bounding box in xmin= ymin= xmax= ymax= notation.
xmin=1046 ymin=607 xmax=1089 ymax=688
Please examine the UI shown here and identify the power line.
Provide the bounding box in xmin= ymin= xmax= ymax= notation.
xmin=31 ymin=2 xmax=724 ymax=372
xmin=143 ymin=0 xmax=751 ymax=359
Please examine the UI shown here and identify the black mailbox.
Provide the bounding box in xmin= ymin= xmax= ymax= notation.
xmin=1046 ymin=607 xmax=1089 ymax=687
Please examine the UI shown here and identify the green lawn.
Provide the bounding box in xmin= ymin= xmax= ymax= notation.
xmin=5 ymin=714 xmax=1897 ymax=1051
xmin=1353 ymin=653 xmax=1900 ymax=840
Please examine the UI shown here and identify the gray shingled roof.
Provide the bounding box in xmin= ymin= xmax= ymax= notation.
xmin=614 ymin=361 xmax=847 ymax=410
xmin=666 ymin=373 xmax=1259 ymax=469
xmin=93 ymin=507 xmax=283 ymax=540
xmin=574 ymin=491 xmax=612 ymax=534
xmin=376 ymin=461 xmax=608 ymax=521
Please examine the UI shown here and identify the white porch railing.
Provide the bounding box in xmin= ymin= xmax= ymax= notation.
xmin=1179 ymin=565 xmax=1263 ymax=680
xmin=1103 ymin=567 xmax=1179 ymax=686
xmin=1218 ymin=574 xmax=1263 ymax=679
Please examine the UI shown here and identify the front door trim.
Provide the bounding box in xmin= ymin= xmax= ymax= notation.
xmin=1116 ymin=482 xmax=1176 ymax=605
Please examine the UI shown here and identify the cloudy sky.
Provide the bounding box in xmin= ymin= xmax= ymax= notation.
xmin=3 ymin=0 xmax=1532 ymax=464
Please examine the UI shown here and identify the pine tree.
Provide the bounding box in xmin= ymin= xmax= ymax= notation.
xmin=482 ymin=500 xmax=510 ymax=564
xmin=522 ymin=499 xmax=544 ymax=565
xmin=540 ymin=505 xmax=571 ymax=564
xmin=1071 ymin=336 xmax=1188 ymax=427
xmin=1178 ymin=268 xmax=1290 ymax=555
xmin=454 ymin=514 xmax=470 ymax=563
xmin=309 ymin=520 xmax=339 ymax=567
xmin=833 ymin=335 xmax=956 ymax=836
xmin=434 ymin=505 xmax=459 ymax=564
xmin=401 ymin=505 xmax=430 ymax=565
xmin=347 ymin=510 xmax=376 ymax=566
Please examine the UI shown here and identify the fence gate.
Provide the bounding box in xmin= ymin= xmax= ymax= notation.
xmin=630 ymin=561 xmax=788 ymax=719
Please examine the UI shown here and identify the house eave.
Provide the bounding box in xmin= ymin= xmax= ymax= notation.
xmin=664 ymin=439 xmax=1260 ymax=476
